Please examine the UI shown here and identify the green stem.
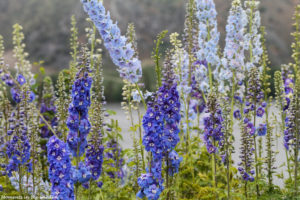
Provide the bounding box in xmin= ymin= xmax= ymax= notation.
xmin=75 ymin=113 xmax=81 ymax=200
xmin=166 ymin=153 xmax=170 ymax=200
xmin=135 ymin=84 xmax=147 ymax=110
xmin=253 ymin=106 xmax=260 ymax=197
xmin=294 ymin=97 xmax=299 ymax=197
xmin=227 ymin=71 xmax=236 ymax=199
xmin=137 ymin=108 xmax=145 ymax=170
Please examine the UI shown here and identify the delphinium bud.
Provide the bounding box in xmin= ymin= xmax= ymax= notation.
xmin=81 ymin=0 xmax=142 ymax=83
xmin=183 ymin=0 xmax=199 ymax=55
xmin=238 ymin=128 xmax=255 ymax=183
xmin=12 ymin=24 xmax=34 ymax=84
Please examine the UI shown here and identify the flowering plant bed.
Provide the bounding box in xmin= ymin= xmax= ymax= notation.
xmin=0 ymin=0 xmax=300 ymax=199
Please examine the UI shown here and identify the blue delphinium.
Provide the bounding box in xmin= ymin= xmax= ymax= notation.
xmin=257 ymin=123 xmax=267 ymax=136
xmin=67 ymin=70 xmax=92 ymax=157
xmin=81 ymin=0 xmax=142 ymax=83
xmin=137 ymin=173 xmax=163 ymax=200
xmin=142 ymin=101 xmax=164 ymax=157
xmin=0 ymin=71 xmax=14 ymax=87
xmin=243 ymin=67 xmax=265 ymax=134
xmin=47 ymin=136 xmax=74 ymax=199
xmin=168 ymin=150 xmax=183 ymax=176
xmin=138 ymin=56 xmax=181 ymax=199
xmin=72 ymin=162 xmax=92 ymax=188
xmin=203 ymin=93 xmax=224 ymax=154
xmin=85 ymin=131 xmax=104 ymax=187
xmin=6 ymin=111 xmax=31 ymax=177
xmin=157 ymin=83 xmax=181 ymax=152
xmin=0 ymin=70 xmax=35 ymax=104
xmin=281 ymin=65 xmax=294 ymax=111
xmin=234 ymin=109 xmax=241 ymax=119
xmin=284 ymin=94 xmax=300 ymax=150
xmin=17 ymin=74 xmax=26 ymax=86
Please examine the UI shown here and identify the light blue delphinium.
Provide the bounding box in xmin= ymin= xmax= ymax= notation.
xmin=172 ymin=50 xmax=197 ymax=132
xmin=244 ymin=0 xmax=263 ymax=71
xmin=81 ymin=0 xmax=142 ymax=83
xmin=220 ymin=0 xmax=248 ymax=93
xmin=195 ymin=0 xmax=220 ymax=89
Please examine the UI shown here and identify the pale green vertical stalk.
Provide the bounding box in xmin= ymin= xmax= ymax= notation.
xmin=137 ymin=108 xmax=145 ymax=170
xmin=152 ymin=30 xmax=168 ymax=88
xmin=227 ymin=71 xmax=236 ymax=199
xmin=291 ymin=6 xmax=300 ymax=197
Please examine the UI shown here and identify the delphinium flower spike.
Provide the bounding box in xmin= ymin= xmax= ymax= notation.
xmin=66 ymin=49 xmax=92 ymax=157
xmin=138 ymin=96 xmax=164 ymax=200
xmin=285 ymin=6 xmax=300 ymax=197
xmin=195 ymin=0 xmax=220 ymax=90
xmin=0 ymin=58 xmax=37 ymax=195
xmin=241 ymin=67 xmax=265 ymax=196
xmin=244 ymin=0 xmax=263 ymax=71
xmin=66 ymin=47 xmax=93 ymax=197
xmin=203 ymin=91 xmax=224 ymax=192
xmin=284 ymin=80 xmax=300 ymax=196
xmin=218 ymin=2 xmax=248 ymax=197
xmin=138 ymin=53 xmax=181 ymax=200
xmin=260 ymin=26 xmax=277 ymax=191
xmin=274 ymin=68 xmax=295 ymax=181
xmin=238 ymin=118 xmax=255 ymax=198
xmin=85 ymin=37 xmax=106 ymax=189
xmin=47 ymin=136 xmax=74 ymax=199
xmin=220 ymin=0 xmax=248 ymax=93
xmin=81 ymin=0 xmax=142 ymax=83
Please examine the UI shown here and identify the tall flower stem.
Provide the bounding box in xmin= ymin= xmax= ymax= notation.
xmin=294 ymin=95 xmax=299 ymax=197
xmin=185 ymin=0 xmax=195 ymax=155
xmin=135 ymin=84 xmax=147 ymax=110
xmin=166 ymin=152 xmax=170 ymax=200
xmin=213 ymin=140 xmax=217 ymax=189
xmin=253 ymin=102 xmax=260 ymax=197
xmin=227 ymin=71 xmax=237 ymax=199
xmin=75 ymin=114 xmax=81 ymax=200
xmin=16 ymin=105 xmax=24 ymax=199
xmin=137 ymin=108 xmax=145 ymax=169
